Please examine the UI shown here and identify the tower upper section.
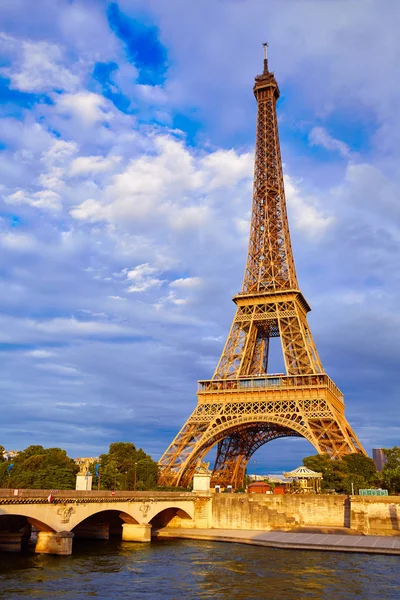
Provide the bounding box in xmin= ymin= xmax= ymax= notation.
xmin=242 ymin=46 xmax=298 ymax=294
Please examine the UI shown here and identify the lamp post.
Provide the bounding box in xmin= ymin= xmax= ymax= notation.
xmin=113 ymin=465 xmax=118 ymax=491
xmin=95 ymin=465 xmax=101 ymax=491
xmin=254 ymin=460 xmax=257 ymax=481
xmin=7 ymin=463 xmax=13 ymax=489
xmin=134 ymin=462 xmax=137 ymax=492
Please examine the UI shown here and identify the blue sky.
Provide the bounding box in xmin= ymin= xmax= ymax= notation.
xmin=0 ymin=0 xmax=400 ymax=473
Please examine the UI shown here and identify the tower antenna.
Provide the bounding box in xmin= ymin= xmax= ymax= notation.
xmin=263 ymin=42 xmax=269 ymax=72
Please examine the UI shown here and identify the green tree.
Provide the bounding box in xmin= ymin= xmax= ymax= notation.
xmin=381 ymin=446 xmax=400 ymax=494
xmin=0 ymin=462 xmax=8 ymax=487
xmin=341 ymin=453 xmax=379 ymax=494
xmin=135 ymin=457 xmax=158 ymax=490
xmin=2 ymin=446 xmax=79 ymax=490
xmin=303 ymin=453 xmax=379 ymax=494
xmin=95 ymin=442 xmax=159 ymax=491
xmin=0 ymin=446 xmax=5 ymax=462
xmin=303 ymin=453 xmax=345 ymax=491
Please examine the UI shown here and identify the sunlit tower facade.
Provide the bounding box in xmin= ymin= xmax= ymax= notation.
xmin=158 ymin=46 xmax=365 ymax=488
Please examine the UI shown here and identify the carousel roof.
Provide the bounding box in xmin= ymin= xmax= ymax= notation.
xmin=283 ymin=466 xmax=322 ymax=479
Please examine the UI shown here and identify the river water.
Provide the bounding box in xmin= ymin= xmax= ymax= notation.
xmin=0 ymin=538 xmax=399 ymax=599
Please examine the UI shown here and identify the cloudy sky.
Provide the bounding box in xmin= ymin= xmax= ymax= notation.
xmin=0 ymin=0 xmax=399 ymax=472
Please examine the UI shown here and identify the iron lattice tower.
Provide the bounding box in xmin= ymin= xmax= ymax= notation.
xmin=158 ymin=48 xmax=365 ymax=488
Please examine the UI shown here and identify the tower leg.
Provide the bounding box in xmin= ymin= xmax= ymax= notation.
xmin=158 ymin=417 xmax=212 ymax=486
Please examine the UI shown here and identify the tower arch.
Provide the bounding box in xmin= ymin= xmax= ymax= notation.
xmin=170 ymin=414 xmax=313 ymax=488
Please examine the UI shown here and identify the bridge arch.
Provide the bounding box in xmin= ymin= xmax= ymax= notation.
xmin=72 ymin=508 xmax=139 ymax=530
xmin=0 ymin=506 xmax=56 ymax=532
xmin=143 ymin=500 xmax=195 ymax=525
xmin=71 ymin=508 xmax=140 ymax=540
xmin=65 ymin=503 xmax=140 ymax=532
xmin=149 ymin=506 xmax=194 ymax=530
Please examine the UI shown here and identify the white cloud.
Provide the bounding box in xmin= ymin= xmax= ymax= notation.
xmin=235 ymin=217 xmax=250 ymax=236
xmin=0 ymin=119 xmax=53 ymax=153
xmin=309 ymin=127 xmax=351 ymax=158
xmin=4 ymin=189 xmax=61 ymax=211
xmin=154 ymin=290 xmax=187 ymax=310
xmin=3 ymin=138 xmax=79 ymax=212
xmin=19 ymin=317 xmax=135 ymax=340
xmin=69 ymin=155 xmax=121 ymax=176
xmin=70 ymin=198 xmax=107 ymax=222
xmin=105 ymin=135 xmax=200 ymax=220
xmin=125 ymin=263 xmax=164 ymax=293
xmin=38 ymin=168 xmax=64 ymax=190
xmin=285 ymin=174 xmax=335 ymax=239
xmin=26 ymin=350 xmax=56 ymax=359
xmin=1 ymin=232 xmax=38 ymax=251
xmin=154 ymin=276 xmax=205 ymax=311
xmin=340 ymin=291 xmax=365 ymax=305
xmin=32 ymin=190 xmax=62 ymax=210
xmin=43 ymin=140 xmax=78 ymax=164
xmin=36 ymin=363 xmax=80 ymax=376
xmin=170 ymin=205 xmax=210 ymax=230
xmin=35 ymin=318 xmax=129 ymax=336
xmin=0 ymin=34 xmax=80 ymax=93
xmin=55 ymin=92 xmax=113 ymax=125
xmin=200 ymin=149 xmax=253 ymax=190
xmin=170 ymin=277 xmax=202 ymax=288
xmin=69 ymin=135 xmax=252 ymax=233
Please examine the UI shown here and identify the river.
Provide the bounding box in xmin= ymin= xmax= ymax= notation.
xmin=0 ymin=538 xmax=399 ymax=599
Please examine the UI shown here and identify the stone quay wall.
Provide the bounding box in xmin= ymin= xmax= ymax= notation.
xmin=350 ymin=496 xmax=400 ymax=535
xmin=211 ymin=494 xmax=400 ymax=535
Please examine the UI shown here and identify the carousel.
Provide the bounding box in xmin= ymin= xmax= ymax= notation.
xmin=283 ymin=466 xmax=323 ymax=494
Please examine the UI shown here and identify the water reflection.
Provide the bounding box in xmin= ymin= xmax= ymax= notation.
xmin=0 ymin=538 xmax=399 ymax=600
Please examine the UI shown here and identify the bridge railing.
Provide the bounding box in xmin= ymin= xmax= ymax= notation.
xmin=0 ymin=489 xmax=194 ymax=499
xmin=198 ymin=373 xmax=343 ymax=400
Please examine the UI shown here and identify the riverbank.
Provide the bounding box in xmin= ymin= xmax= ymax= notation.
xmin=154 ymin=527 xmax=400 ymax=555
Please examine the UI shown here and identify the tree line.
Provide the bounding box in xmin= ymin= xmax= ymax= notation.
xmin=0 ymin=442 xmax=160 ymax=491
xmin=91 ymin=442 xmax=159 ymax=491
xmin=302 ymin=448 xmax=400 ymax=494
xmin=1 ymin=443 xmax=399 ymax=493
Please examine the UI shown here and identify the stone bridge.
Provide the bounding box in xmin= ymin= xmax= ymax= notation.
xmin=1 ymin=488 xmax=399 ymax=555
xmin=0 ymin=489 xmax=212 ymax=555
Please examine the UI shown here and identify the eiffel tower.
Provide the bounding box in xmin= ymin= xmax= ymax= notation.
xmin=158 ymin=45 xmax=365 ymax=488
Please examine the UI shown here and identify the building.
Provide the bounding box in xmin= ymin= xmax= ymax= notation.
xmin=248 ymin=474 xmax=270 ymax=481
xmin=2 ymin=450 xmax=20 ymax=461
xmin=74 ymin=457 xmax=98 ymax=475
xmin=248 ymin=482 xmax=272 ymax=494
